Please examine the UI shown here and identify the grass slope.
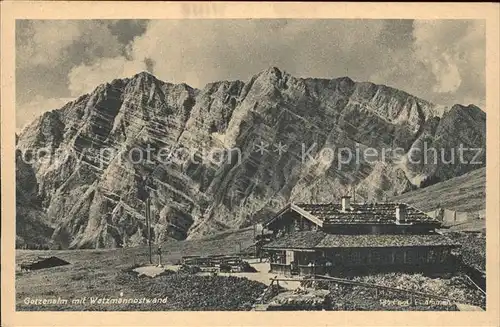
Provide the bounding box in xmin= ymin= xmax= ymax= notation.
xmin=391 ymin=168 xmax=486 ymax=270
xmin=16 ymin=227 xmax=258 ymax=310
xmin=391 ymin=167 xmax=485 ymax=213
xmin=16 ymin=168 xmax=489 ymax=311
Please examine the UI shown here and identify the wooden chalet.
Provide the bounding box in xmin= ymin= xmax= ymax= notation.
xmin=262 ymin=196 xmax=459 ymax=276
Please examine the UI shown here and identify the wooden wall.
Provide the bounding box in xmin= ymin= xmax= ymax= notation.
xmin=267 ymin=246 xmax=456 ymax=275
xmin=320 ymin=246 xmax=453 ymax=267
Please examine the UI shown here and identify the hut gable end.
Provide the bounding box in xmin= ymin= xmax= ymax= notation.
xmin=264 ymin=204 xmax=323 ymax=233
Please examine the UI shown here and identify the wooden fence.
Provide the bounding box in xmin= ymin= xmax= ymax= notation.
xmin=268 ymin=274 xmax=484 ymax=307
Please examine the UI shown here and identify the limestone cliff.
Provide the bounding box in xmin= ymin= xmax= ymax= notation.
xmin=15 ymin=68 xmax=486 ymax=248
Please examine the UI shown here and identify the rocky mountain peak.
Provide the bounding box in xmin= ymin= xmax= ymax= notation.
xmin=260 ymin=66 xmax=284 ymax=77
xmin=127 ymin=70 xmax=161 ymax=84
xmin=134 ymin=70 xmax=156 ymax=78
xmin=252 ymin=66 xmax=290 ymax=87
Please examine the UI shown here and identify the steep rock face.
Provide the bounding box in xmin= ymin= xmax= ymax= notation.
xmin=15 ymin=68 xmax=486 ymax=248
xmin=15 ymin=148 xmax=54 ymax=248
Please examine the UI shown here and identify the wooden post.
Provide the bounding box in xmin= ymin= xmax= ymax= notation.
xmin=253 ymin=224 xmax=256 ymax=258
xmin=260 ymin=229 xmax=264 ymax=262
xmin=146 ymin=197 xmax=152 ymax=264
xmin=157 ymin=246 xmax=163 ymax=267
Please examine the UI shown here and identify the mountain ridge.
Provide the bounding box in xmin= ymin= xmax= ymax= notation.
xmin=16 ymin=67 xmax=486 ymax=249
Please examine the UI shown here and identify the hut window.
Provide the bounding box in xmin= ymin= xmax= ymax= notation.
xmin=394 ymin=249 xmax=405 ymax=264
xmin=346 ymin=250 xmax=362 ymax=265
xmin=439 ymin=248 xmax=450 ymax=263
xmin=272 ymin=251 xmax=286 ymax=264
xmin=417 ymin=249 xmax=428 ymax=263
xmin=285 ymin=250 xmax=295 ymax=264
xmin=405 ymin=250 xmax=417 ymax=264
xmin=293 ymin=219 xmax=301 ymax=231
xmin=324 ymin=254 xmax=335 ymax=265
xmin=371 ymin=249 xmax=392 ymax=264
xmin=334 ymin=251 xmax=343 ymax=263
xmin=371 ymin=250 xmax=380 ymax=264
xmin=428 ymin=249 xmax=437 ymax=263
xmin=379 ymin=249 xmax=393 ymax=264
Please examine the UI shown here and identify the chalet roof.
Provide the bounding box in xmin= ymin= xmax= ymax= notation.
xmin=262 ymin=231 xmax=327 ymax=250
xmin=264 ymin=202 xmax=440 ymax=227
xmin=315 ymin=234 xmax=459 ymax=248
xmin=263 ymin=232 xmax=459 ymax=250
xmin=296 ymin=203 xmax=438 ymax=225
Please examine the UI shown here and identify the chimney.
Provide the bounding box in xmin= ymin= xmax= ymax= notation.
xmin=395 ymin=204 xmax=406 ymax=224
xmin=341 ymin=196 xmax=352 ymax=212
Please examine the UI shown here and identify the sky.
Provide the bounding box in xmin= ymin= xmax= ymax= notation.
xmin=16 ymin=19 xmax=485 ymax=129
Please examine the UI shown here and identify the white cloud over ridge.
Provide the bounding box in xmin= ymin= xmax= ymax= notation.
xmin=17 ymin=20 xmax=124 ymax=69
xmin=68 ymin=20 xmax=388 ymax=92
xmin=68 ymin=57 xmax=147 ymax=96
xmin=412 ymin=20 xmax=485 ymax=95
xmin=16 ymin=96 xmax=75 ymax=131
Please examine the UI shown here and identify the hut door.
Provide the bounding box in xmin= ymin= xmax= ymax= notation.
xmin=285 ymin=250 xmax=295 ymax=264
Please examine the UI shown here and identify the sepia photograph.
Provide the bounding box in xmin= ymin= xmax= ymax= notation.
xmin=1 ymin=2 xmax=499 ymax=326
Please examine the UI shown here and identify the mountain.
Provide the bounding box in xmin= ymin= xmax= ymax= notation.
xmin=15 ymin=68 xmax=486 ymax=249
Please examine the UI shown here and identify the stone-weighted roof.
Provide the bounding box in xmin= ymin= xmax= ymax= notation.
xmin=263 ymin=231 xmax=459 ymax=250
xmin=262 ymin=231 xmax=327 ymax=250
xmin=316 ymin=233 xmax=458 ymax=248
xmin=264 ymin=202 xmax=441 ymax=228
xmin=295 ymin=203 xmax=439 ymax=225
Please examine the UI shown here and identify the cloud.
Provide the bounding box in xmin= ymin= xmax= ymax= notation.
xmin=16 ymin=96 xmax=75 ymax=130
xmin=412 ymin=20 xmax=485 ymax=95
xmin=66 ymin=20 xmax=386 ymax=90
xmin=68 ymin=56 xmax=147 ymax=96
xmin=16 ymin=19 xmax=486 ymax=129
xmin=69 ymin=19 xmax=484 ymax=106
xmin=369 ymin=20 xmax=485 ymax=107
xmin=16 ymin=20 xmax=149 ymax=128
xmin=16 ymin=20 xmax=124 ymax=69
xmin=16 ymin=21 xmax=81 ymax=68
